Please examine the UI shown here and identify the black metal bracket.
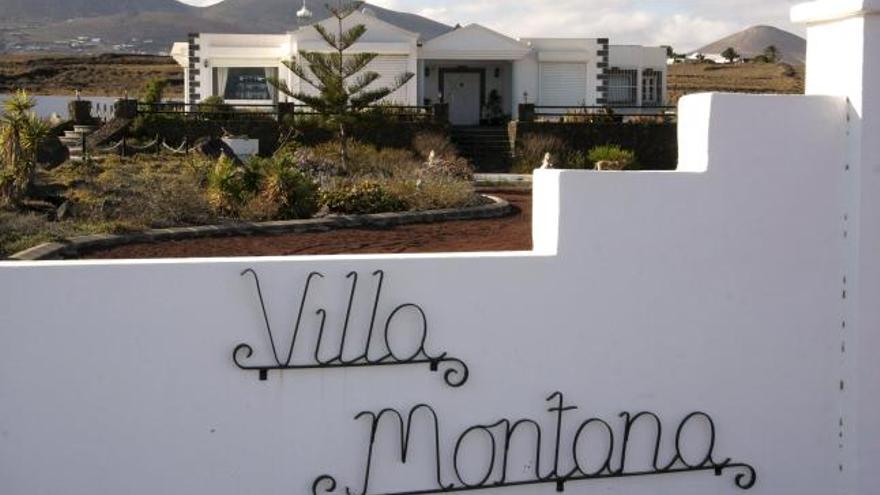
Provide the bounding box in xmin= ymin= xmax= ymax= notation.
xmin=234 ymin=269 xmax=470 ymax=388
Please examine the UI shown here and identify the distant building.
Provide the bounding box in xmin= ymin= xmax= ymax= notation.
xmin=171 ymin=9 xmax=668 ymax=124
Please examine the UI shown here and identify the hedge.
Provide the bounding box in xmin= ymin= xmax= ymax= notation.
xmin=509 ymin=122 xmax=678 ymax=171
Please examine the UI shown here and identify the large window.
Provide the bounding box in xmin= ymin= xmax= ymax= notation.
xmin=214 ymin=68 xmax=278 ymax=101
xmin=606 ymin=68 xmax=638 ymax=105
xmin=642 ymin=69 xmax=663 ymax=106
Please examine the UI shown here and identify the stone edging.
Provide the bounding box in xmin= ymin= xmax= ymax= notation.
xmin=9 ymin=195 xmax=514 ymax=261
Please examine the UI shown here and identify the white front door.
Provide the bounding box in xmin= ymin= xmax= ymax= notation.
xmin=444 ymin=72 xmax=481 ymax=126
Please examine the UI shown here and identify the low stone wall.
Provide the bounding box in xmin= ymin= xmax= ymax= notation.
xmin=10 ymin=195 xmax=513 ymax=261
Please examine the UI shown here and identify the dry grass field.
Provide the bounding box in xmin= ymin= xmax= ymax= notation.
xmin=668 ymin=62 xmax=805 ymax=103
xmin=0 ymin=53 xmax=183 ymax=97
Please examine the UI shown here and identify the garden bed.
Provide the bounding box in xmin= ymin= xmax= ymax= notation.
xmin=11 ymin=193 xmax=516 ymax=260
xmin=1 ymin=130 xmax=484 ymax=259
xmin=77 ymin=191 xmax=531 ymax=260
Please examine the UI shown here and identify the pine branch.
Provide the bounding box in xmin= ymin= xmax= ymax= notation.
xmin=338 ymin=24 xmax=367 ymax=51
xmin=327 ymin=1 xmax=363 ymax=20
xmin=313 ymin=24 xmax=340 ymax=51
xmin=267 ymin=76 xmax=294 ymax=97
xmin=346 ymin=72 xmax=381 ymax=94
xmin=349 ymin=72 xmax=414 ymax=109
xmin=349 ymin=88 xmax=394 ymax=110
xmin=342 ymin=53 xmax=378 ymax=79
xmin=301 ymin=52 xmax=342 ymax=86
xmin=279 ymin=58 xmax=321 ymax=93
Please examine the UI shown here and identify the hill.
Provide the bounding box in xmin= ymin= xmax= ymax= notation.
xmin=0 ymin=0 xmax=452 ymax=53
xmin=694 ymin=25 xmax=806 ymax=64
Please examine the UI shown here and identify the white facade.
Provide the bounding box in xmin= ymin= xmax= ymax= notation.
xmin=172 ymin=11 xmax=668 ymax=125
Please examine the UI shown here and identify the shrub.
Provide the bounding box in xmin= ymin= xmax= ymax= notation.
xmin=587 ymin=144 xmax=637 ymax=170
xmin=412 ymin=131 xmax=460 ymax=161
xmin=422 ymin=153 xmax=474 ymax=181
xmin=206 ymin=155 xmax=247 ymax=214
xmin=559 ymin=150 xmax=592 ymax=170
xmin=386 ymin=176 xmax=476 ymax=211
xmin=198 ymin=96 xmax=234 ymax=115
xmin=320 ymin=180 xmax=406 ymax=214
xmin=277 ymin=143 xmax=343 ymax=181
xmin=61 ymin=155 xmax=215 ymax=227
xmin=141 ymin=78 xmax=168 ymax=105
xmin=252 ymin=157 xmax=319 ymax=219
xmin=512 ymin=134 xmax=571 ymax=173
xmin=0 ymin=90 xmax=50 ymax=206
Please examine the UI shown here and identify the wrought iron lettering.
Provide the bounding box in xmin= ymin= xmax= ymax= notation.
xmin=312 ymin=392 xmax=757 ymax=495
xmin=234 ymin=269 xmax=469 ymax=387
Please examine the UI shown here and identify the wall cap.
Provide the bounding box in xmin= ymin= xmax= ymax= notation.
xmin=792 ymin=0 xmax=880 ymax=24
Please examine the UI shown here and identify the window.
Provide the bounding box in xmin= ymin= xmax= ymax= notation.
xmin=606 ymin=68 xmax=638 ymax=105
xmin=642 ymin=69 xmax=663 ymax=106
xmin=214 ymin=68 xmax=278 ymax=101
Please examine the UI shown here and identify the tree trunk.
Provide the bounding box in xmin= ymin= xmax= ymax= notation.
xmin=338 ymin=122 xmax=349 ymax=173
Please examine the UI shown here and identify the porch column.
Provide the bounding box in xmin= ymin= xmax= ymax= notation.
xmin=793 ymin=1 xmax=880 ymax=493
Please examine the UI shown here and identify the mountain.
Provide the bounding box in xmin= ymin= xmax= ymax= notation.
xmin=0 ymin=0 xmax=187 ymax=21
xmin=694 ymin=26 xmax=806 ymax=64
xmin=0 ymin=0 xmax=452 ymax=53
xmin=200 ymin=0 xmax=452 ymax=40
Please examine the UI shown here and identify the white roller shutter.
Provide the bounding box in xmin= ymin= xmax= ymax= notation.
xmin=539 ymin=62 xmax=588 ymax=107
xmin=363 ymin=55 xmax=410 ymax=103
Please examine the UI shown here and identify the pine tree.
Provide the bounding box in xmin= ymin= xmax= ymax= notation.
xmin=270 ymin=1 xmax=414 ymax=169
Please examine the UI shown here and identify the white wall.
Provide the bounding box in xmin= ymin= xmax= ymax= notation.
xmin=0 ymin=89 xmax=856 ymax=495
xmin=792 ymin=1 xmax=880 ymax=492
xmin=5 ymin=3 xmax=880 ymax=494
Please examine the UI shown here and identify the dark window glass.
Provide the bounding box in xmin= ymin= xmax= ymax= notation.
xmin=224 ymin=68 xmax=272 ymax=101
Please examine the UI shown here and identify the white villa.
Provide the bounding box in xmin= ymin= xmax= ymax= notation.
xmin=171 ymin=8 xmax=668 ymax=126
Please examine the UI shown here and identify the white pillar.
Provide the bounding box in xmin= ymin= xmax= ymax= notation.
xmin=793 ymin=2 xmax=880 ymax=493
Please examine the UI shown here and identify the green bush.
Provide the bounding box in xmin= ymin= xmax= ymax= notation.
xmin=206 ymin=155 xmax=247 ymax=215
xmin=320 ymin=180 xmax=407 ymax=214
xmin=251 ymin=157 xmax=319 ymax=220
xmin=141 ymin=78 xmax=168 ymax=105
xmin=198 ymin=96 xmax=234 ymax=115
xmin=587 ymin=144 xmax=637 ymax=170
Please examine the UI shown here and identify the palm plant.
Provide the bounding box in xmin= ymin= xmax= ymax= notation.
xmin=269 ymin=0 xmax=414 ymax=170
xmin=0 ymin=90 xmax=49 ymax=206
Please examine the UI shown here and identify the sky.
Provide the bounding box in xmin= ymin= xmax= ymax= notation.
xmin=175 ymin=0 xmax=804 ymax=51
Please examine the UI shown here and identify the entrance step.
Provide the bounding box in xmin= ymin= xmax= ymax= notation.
xmin=61 ymin=125 xmax=97 ymax=161
xmin=451 ymin=126 xmax=513 ymax=173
